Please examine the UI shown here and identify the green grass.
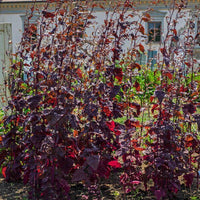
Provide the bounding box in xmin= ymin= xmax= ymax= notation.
xmin=113 ymin=116 xmax=127 ymax=124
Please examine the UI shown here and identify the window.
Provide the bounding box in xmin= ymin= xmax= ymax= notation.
xmin=147 ymin=50 xmax=157 ymax=70
xmin=148 ymin=22 xmax=161 ymax=42
xmin=20 ymin=14 xmax=39 ymax=42
xmin=0 ymin=23 xmax=12 ymax=107
xmin=136 ymin=52 xmax=146 ymax=65
xmin=196 ymin=20 xmax=200 ymax=45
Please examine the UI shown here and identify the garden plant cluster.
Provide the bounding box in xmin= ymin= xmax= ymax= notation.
xmin=0 ymin=0 xmax=200 ymax=199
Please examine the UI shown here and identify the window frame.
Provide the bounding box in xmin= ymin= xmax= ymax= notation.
xmin=144 ymin=10 xmax=166 ymax=44
xmin=148 ymin=21 xmax=162 ymax=43
xmin=195 ymin=20 xmax=200 ymax=46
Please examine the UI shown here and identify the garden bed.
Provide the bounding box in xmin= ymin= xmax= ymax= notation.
xmin=0 ymin=173 xmax=199 ymax=200
xmin=0 ymin=1 xmax=200 ymax=200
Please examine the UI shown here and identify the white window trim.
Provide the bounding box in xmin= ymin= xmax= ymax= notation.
xmin=194 ymin=19 xmax=200 ymax=49
xmin=144 ymin=10 xmax=167 ymax=44
xmin=20 ymin=14 xmax=40 ymax=32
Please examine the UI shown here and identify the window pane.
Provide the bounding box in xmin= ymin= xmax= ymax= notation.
xmin=148 ymin=22 xmax=161 ymax=42
xmin=149 ymin=28 xmax=154 ymax=42
xmin=155 ymin=22 xmax=161 ymax=29
xmin=148 ymin=50 xmax=157 ymax=70
xmin=136 ymin=52 xmax=146 ymax=65
xmin=197 ymin=21 xmax=200 ymax=44
xmin=197 ymin=21 xmax=200 ymax=31
xmin=155 ymin=28 xmax=161 ymax=42
xmin=155 ymin=35 xmax=161 ymax=42
xmin=148 ymin=22 xmax=154 ymax=29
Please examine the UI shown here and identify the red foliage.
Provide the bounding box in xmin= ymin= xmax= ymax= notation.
xmin=108 ymin=160 xmax=121 ymax=168
xmin=0 ymin=1 xmax=199 ymax=200
xmin=2 ymin=167 xmax=6 ymax=178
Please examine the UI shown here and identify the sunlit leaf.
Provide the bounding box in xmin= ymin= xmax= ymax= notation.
xmin=150 ymin=96 xmax=154 ymax=102
xmin=138 ymin=24 xmax=145 ymax=34
xmin=134 ymin=80 xmax=140 ymax=91
xmin=139 ymin=44 xmax=145 ymax=53
xmin=73 ymin=130 xmax=78 ymax=137
xmin=42 ymin=11 xmax=55 ymax=18
xmin=106 ymin=121 xmax=115 ymax=132
xmin=76 ymin=68 xmax=83 ymax=78
xmin=165 ymin=72 xmax=173 ymax=80
xmin=151 ymin=104 xmax=159 ymax=113
xmin=108 ymin=160 xmax=121 ymax=168
xmin=2 ymin=167 xmax=7 ymax=178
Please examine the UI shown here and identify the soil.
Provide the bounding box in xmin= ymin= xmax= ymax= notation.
xmin=0 ymin=175 xmax=28 ymax=200
xmin=0 ymin=173 xmax=199 ymax=200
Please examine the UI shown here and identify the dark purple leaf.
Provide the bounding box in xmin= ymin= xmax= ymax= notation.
xmin=155 ymin=90 xmax=165 ymax=103
xmin=110 ymin=85 xmax=120 ymax=99
xmin=84 ymin=104 xmax=98 ymax=120
xmin=30 ymin=134 xmax=45 ymax=148
xmin=98 ymin=82 xmax=105 ymax=93
xmin=183 ymin=173 xmax=194 ymax=187
xmin=69 ymin=114 xmax=79 ymax=129
xmin=182 ymin=103 xmax=196 ymax=114
xmin=114 ymin=68 xmax=123 ymax=82
xmin=72 ymin=168 xmax=87 ymax=182
xmin=58 ymin=178 xmax=70 ymax=195
xmin=44 ymin=110 xmax=63 ymax=127
xmin=154 ymin=189 xmax=166 ymax=200
xmin=55 ymin=147 xmax=65 ymax=158
xmin=27 ymin=95 xmax=42 ymax=110
xmin=86 ymin=155 xmax=100 ymax=170
xmin=0 ymin=150 xmax=7 ymax=166
xmin=113 ymin=102 xmax=123 ymax=118
xmin=23 ymin=169 xmax=30 ymax=184
xmin=58 ymin=157 xmax=73 ymax=173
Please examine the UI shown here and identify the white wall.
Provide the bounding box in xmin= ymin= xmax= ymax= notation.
xmin=0 ymin=8 xmax=192 ymax=54
xmin=0 ymin=13 xmax=23 ymax=53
